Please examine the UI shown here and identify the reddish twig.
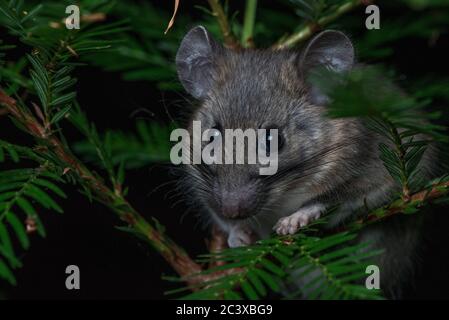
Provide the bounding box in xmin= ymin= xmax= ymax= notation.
xmin=0 ymin=89 xmax=203 ymax=285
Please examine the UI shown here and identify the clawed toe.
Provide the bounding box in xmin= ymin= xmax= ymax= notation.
xmin=273 ymin=205 xmax=324 ymax=236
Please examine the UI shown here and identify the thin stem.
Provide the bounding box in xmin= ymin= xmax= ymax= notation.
xmin=241 ymin=0 xmax=257 ymax=48
xmin=273 ymin=0 xmax=365 ymax=49
xmin=207 ymin=0 xmax=240 ymax=49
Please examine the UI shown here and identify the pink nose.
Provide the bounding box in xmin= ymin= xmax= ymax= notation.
xmin=219 ymin=187 xmax=257 ymax=219
xmin=221 ymin=202 xmax=240 ymax=219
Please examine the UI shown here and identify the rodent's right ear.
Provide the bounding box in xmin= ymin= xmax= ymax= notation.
xmin=176 ymin=26 xmax=221 ymax=100
xmin=299 ymin=30 xmax=355 ymax=105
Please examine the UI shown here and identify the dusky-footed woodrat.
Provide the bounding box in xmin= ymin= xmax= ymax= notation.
xmin=174 ymin=25 xmax=438 ymax=298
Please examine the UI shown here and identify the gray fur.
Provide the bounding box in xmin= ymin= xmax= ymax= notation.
xmin=176 ymin=26 xmax=437 ymax=299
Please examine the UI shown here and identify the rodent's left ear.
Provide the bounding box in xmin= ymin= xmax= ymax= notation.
xmin=176 ymin=26 xmax=222 ymax=100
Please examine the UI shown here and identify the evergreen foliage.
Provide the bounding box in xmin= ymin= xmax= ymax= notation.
xmin=168 ymin=220 xmax=384 ymax=300
xmin=0 ymin=140 xmax=66 ymax=285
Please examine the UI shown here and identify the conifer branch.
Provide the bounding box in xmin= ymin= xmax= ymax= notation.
xmin=349 ymin=178 xmax=449 ymax=230
xmin=0 ymin=89 xmax=203 ymax=285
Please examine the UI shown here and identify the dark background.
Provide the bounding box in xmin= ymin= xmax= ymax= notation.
xmin=1 ymin=0 xmax=449 ymax=299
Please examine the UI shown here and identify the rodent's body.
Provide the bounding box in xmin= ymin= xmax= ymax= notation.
xmin=175 ymin=26 xmax=437 ymax=298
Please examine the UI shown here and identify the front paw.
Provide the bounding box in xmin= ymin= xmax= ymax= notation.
xmin=227 ymin=225 xmax=255 ymax=248
xmin=274 ymin=204 xmax=324 ymax=236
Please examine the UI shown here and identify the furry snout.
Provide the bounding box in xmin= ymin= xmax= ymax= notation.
xmin=210 ymin=184 xmax=260 ymax=220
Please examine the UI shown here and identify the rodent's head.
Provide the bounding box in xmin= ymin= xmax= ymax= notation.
xmin=176 ymin=26 xmax=356 ymax=223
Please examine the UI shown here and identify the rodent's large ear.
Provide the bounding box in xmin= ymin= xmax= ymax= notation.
xmin=299 ymin=30 xmax=355 ymax=105
xmin=176 ymin=26 xmax=221 ymax=99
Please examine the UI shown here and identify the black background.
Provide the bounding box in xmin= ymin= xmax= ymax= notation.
xmin=1 ymin=0 xmax=449 ymax=299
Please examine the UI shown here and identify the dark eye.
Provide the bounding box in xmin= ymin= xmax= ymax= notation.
xmin=209 ymin=129 xmax=220 ymax=142
xmin=209 ymin=124 xmax=222 ymax=142
xmin=262 ymin=128 xmax=284 ymax=155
